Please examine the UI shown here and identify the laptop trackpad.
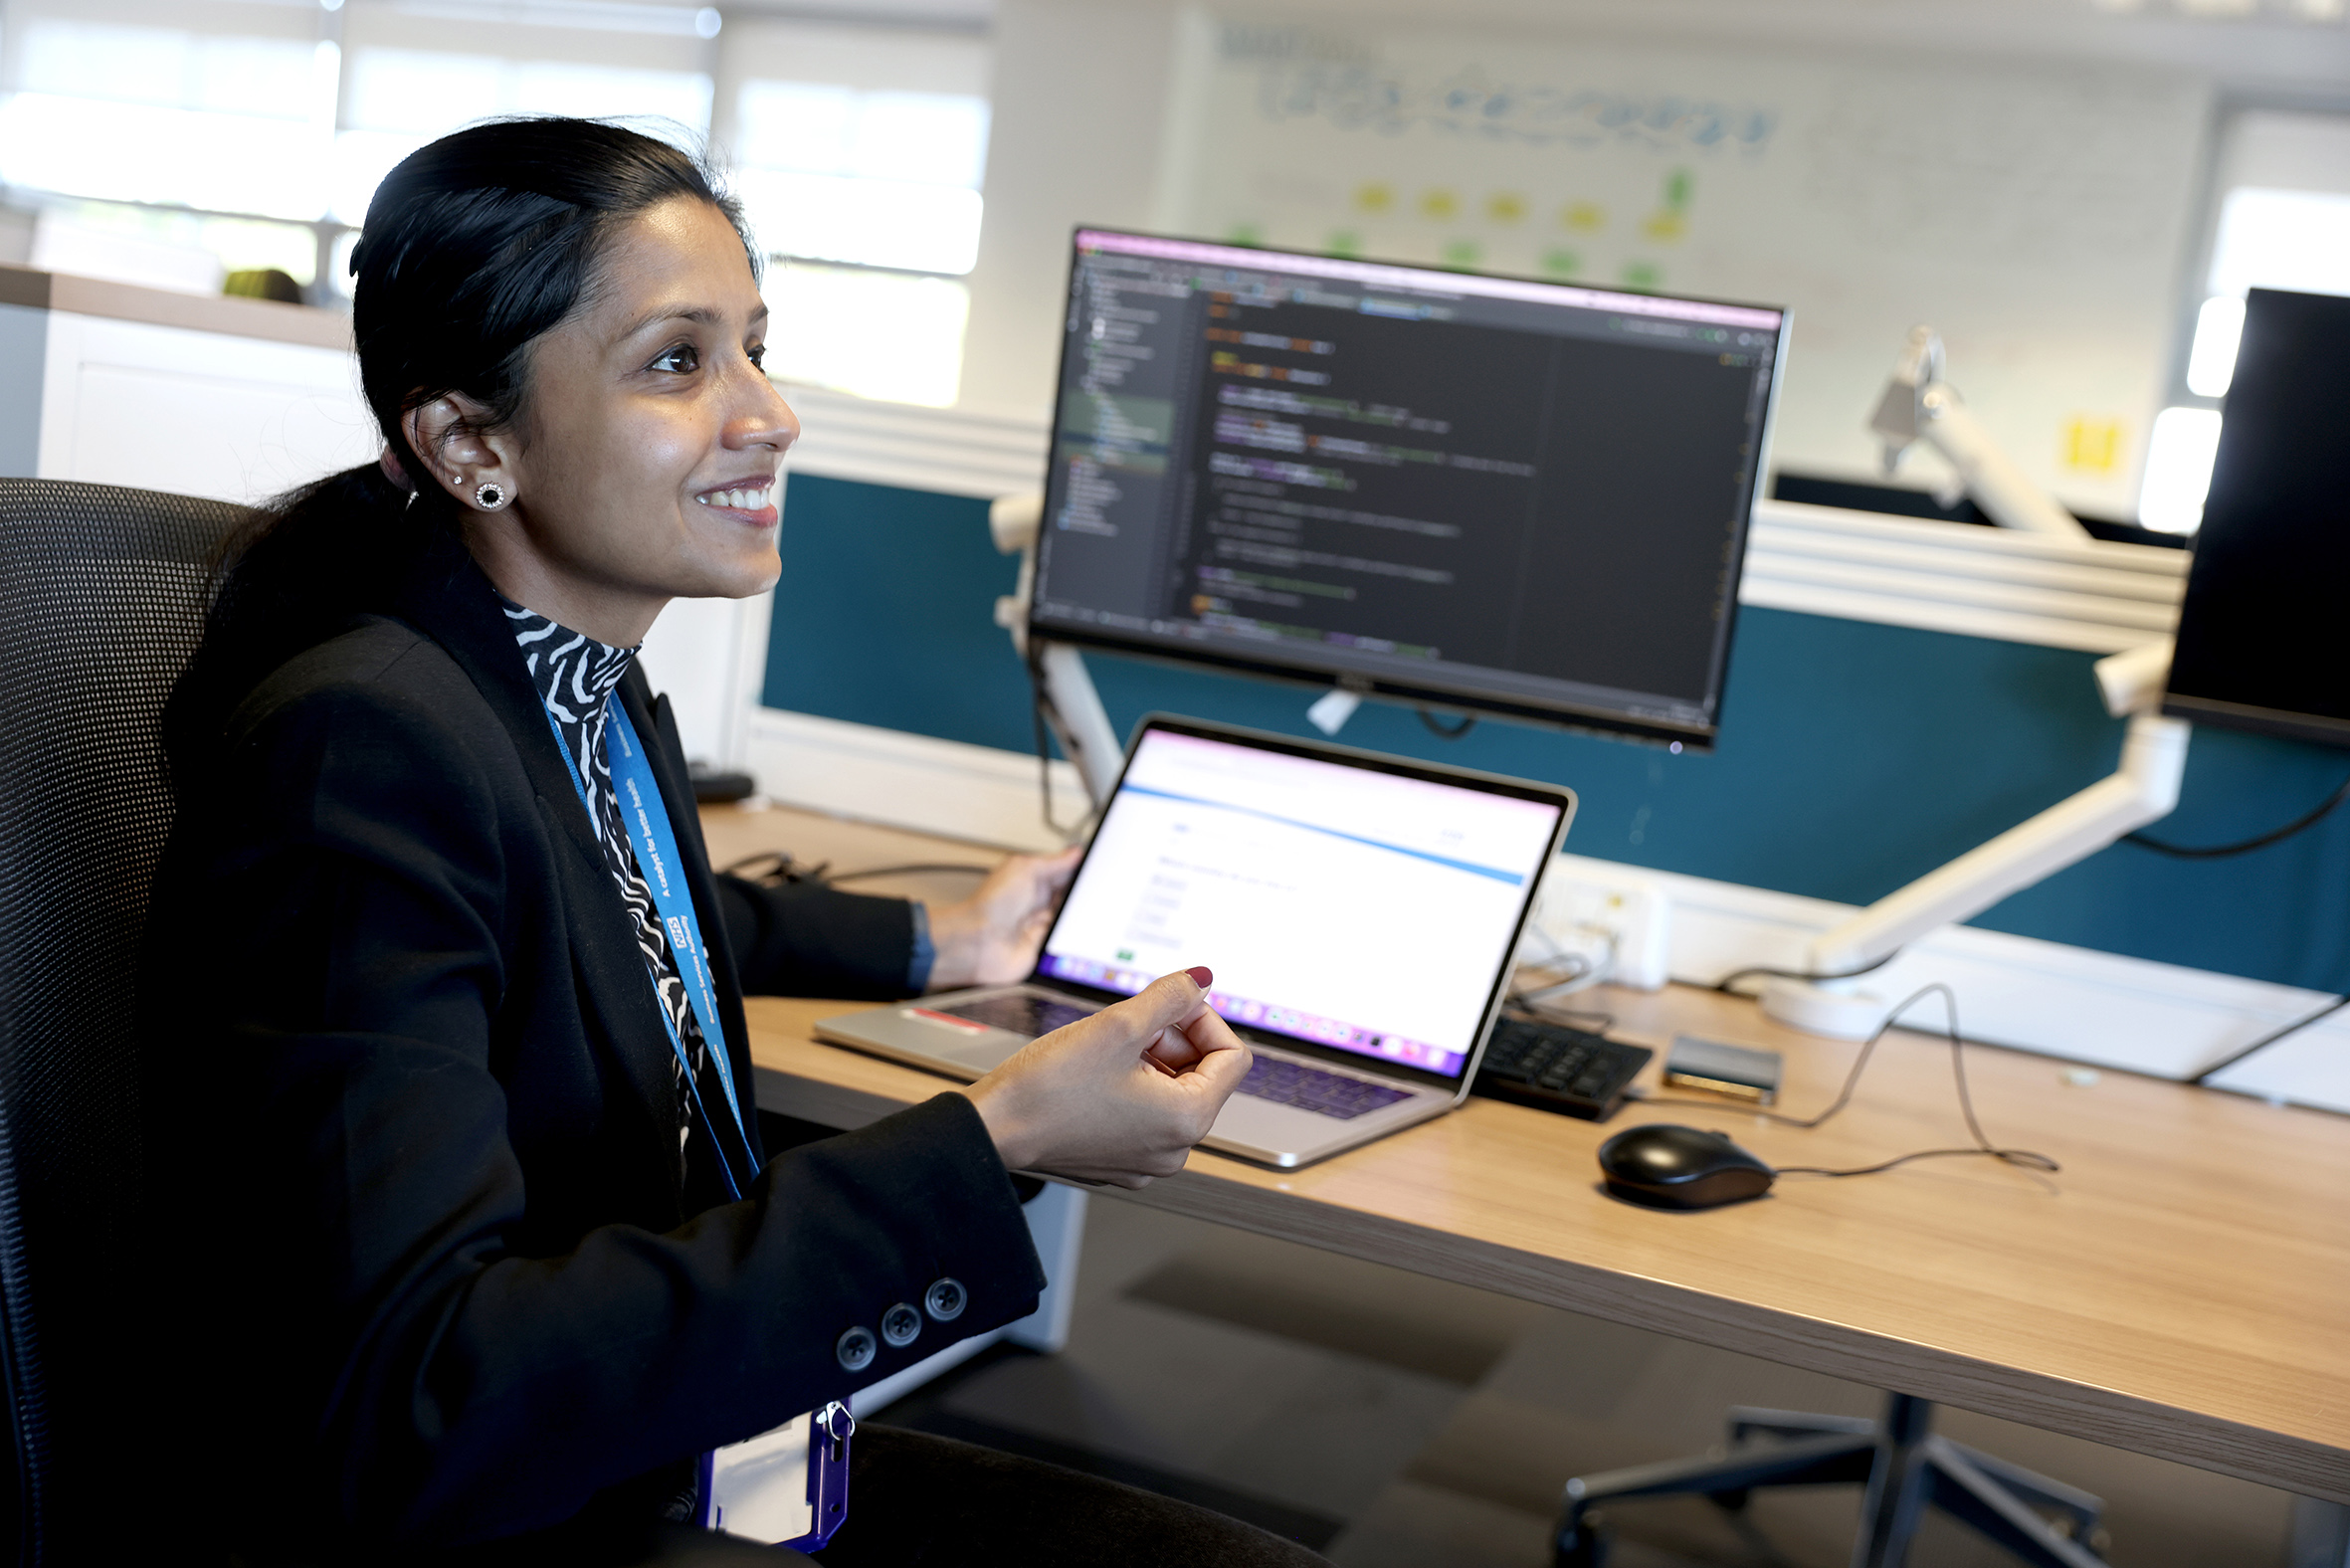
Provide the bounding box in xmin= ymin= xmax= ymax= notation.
xmin=942 ymin=1037 xmax=1027 ymax=1073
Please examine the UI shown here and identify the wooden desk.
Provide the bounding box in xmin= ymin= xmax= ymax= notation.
xmin=711 ymin=805 xmax=2350 ymax=1504
xmin=745 ymin=990 xmax=2350 ymax=1508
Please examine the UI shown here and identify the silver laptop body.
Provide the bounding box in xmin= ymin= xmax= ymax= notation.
xmin=816 ymin=715 xmax=1576 ymax=1169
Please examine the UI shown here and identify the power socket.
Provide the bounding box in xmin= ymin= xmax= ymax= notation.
xmin=1527 ymin=858 xmax=1672 ymax=991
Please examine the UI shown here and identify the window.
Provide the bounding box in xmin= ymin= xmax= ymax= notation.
xmin=29 ymin=202 xmax=322 ymax=293
xmin=325 ymin=4 xmax=718 ymax=282
xmin=0 ymin=0 xmax=719 ymax=299
xmin=333 ymin=46 xmax=714 ymax=226
xmin=731 ymin=83 xmax=987 ymax=274
xmin=762 ymin=261 xmax=971 ymax=407
xmin=720 ymin=20 xmax=991 ymax=407
xmin=0 ymin=2 xmax=994 ymax=409
xmin=2142 ymin=110 xmax=2350 ymax=531
xmin=0 ymin=7 xmax=335 ymax=226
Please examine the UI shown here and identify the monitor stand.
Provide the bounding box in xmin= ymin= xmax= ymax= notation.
xmin=991 ymin=494 xmax=1126 ymax=815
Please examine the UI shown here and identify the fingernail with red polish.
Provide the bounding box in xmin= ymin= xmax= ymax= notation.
xmin=1185 ymin=965 xmax=1214 ymax=990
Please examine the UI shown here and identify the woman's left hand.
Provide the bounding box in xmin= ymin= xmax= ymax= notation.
xmin=922 ymin=847 xmax=1082 ymax=990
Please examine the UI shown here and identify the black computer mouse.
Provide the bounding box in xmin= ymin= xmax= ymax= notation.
xmin=1597 ymin=1123 xmax=1775 ymax=1210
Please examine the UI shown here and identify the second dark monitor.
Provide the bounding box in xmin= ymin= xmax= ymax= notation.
xmin=2164 ymin=287 xmax=2350 ymax=749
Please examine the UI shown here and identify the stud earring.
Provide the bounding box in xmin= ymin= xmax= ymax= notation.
xmin=475 ymin=481 xmax=508 ymax=510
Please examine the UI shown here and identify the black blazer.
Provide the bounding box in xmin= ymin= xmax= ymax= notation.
xmin=139 ymin=530 xmax=1044 ymax=1553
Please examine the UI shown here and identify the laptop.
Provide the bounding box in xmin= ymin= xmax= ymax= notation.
xmin=815 ymin=715 xmax=1576 ymax=1169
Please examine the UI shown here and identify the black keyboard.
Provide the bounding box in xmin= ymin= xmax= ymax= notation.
xmin=1238 ymin=1055 xmax=1413 ymax=1121
xmin=939 ymin=992 xmax=1097 ymax=1037
xmin=1472 ymin=1017 xmax=1652 ymax=1120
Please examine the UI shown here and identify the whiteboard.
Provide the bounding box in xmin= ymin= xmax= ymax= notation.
xmin=1160 ymin=20 xmax=2212 ymax=520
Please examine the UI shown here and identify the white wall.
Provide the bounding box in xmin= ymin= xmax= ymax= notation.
xmin=13 ymin=300 xmax=764 ymax=767
xmin=2219 ymin=106 xmax=2350 ymax=195
xmin=955 ymin=0 xmax=2350 ymax=512
xmin=31 ymin=310 xmax=372 ymax=504
xmin=638 ymin=592 xmax=772 ymax=769
xmin=956 ymin=0 xmax=1184 ymax=420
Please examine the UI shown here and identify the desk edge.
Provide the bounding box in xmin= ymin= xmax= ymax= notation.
xmin=753 ymin=1061 xmax=2350 ymax=1504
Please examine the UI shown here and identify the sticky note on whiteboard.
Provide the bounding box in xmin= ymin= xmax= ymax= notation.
xmin=2064 ymin=417 xmax=2123 ymax=475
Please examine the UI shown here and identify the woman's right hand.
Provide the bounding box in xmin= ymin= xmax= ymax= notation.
xmin=959 ymin=968 xmax=1253 ymax=1188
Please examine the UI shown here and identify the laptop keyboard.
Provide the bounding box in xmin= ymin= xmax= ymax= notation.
xmin=939 ymin=992 xmax=1097 ymax=1037
xmin=1238 ymin=1056 xmax=1413 ymax=1120
xmin=942 ymin=993 xmax=1411 ymax=1122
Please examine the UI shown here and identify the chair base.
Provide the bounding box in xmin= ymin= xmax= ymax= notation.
xmin=1554 ymin=1392 xmax=2109 ymax=1568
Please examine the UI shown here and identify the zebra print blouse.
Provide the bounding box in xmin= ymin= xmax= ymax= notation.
xmin=501 ymin=596 xmax=730 ymax=1177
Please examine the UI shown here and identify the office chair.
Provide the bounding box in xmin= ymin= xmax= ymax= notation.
xmin=0 ymin=479 xmax=248 ymax=1563
xmin=1555 ymin=1391 xmax=2112 ymax=1568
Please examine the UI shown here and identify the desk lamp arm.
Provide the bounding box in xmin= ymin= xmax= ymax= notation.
xmin=990 ymin=493 xmax=1124 ymax=810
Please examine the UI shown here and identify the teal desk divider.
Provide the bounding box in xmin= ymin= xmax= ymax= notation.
xmin=765 ymin=473 xmax=2350 ymax=992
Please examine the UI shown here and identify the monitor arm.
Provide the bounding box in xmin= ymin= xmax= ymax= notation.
xmin=985 ymin=490 xmax=1367 ymax=802
xmin=990 ymin=329 xmax=2185 ymax=1026
xmin=1758 ymin=331 xmax=2186 ymax=1039
xmin=1759 ymin=663 xmax=2187 ymax=1039
xmin=1868 ymin=326 xmax=2090 ymax=541
xmin=991 ymin=493 xmax=1124 ymax=810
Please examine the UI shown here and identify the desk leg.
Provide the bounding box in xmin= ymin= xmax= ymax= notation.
xmin=2294 ymin=1498 xmax=2350 ymax=1568
xmin=1853 ymin=1393 xmax=1934 ymax=1568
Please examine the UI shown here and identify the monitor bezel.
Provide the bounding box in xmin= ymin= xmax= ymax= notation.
xmin=1024 ymin=711 xmax=1577 ymax=1092
xmin=2159 ymin=691 xmax=2350 ymax=750
xmin=1027 ymin=225 xmax=1791 ymax=751
xmin=2157 ymin=288 xmax=2350 ymax=753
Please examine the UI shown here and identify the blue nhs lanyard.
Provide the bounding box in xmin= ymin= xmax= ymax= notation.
xmin=540 ymin=694 xmax=750 ymax=1201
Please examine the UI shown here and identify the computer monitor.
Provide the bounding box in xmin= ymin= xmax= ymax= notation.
xmin=2162 ymin=288 xmax=2350 ymax=749
xmin=1028 ymin=229 xmax=1788 ymax=750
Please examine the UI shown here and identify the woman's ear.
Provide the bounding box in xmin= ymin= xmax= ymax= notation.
xmin=403 ymin=393 xmax=518 ymax=510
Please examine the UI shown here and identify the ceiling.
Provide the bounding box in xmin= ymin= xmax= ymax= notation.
xmin=723 ymin=0 xmax=2350 ymax=96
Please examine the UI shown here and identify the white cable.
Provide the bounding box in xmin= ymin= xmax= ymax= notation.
xmin=1513 ymin=919 xmax=1619 ymax=1004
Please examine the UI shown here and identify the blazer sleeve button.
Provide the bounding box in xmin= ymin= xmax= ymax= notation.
xmin=881 ymin=1302 xmax=922 ymax=1348
xmin=836 ymin=1325 xmax=878 ymax=1372
xmin=923 ymin=1277 xmax=967 ymax=1322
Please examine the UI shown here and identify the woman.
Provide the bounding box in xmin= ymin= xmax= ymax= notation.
xmin=140 ymin=118 xmax=1317 ymax=1565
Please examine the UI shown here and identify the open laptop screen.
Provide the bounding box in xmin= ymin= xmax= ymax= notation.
xmin=1036 ymin=724 xmax=1567 ymax=1079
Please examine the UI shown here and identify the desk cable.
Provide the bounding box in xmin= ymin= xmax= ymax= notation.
xmin=1708 ymin=949 xmax=1899 ymax=997
xmin=721 ymin=852 xmax=994 ymax=888
xmin=827 ymin=863 xmax=994 ymax=885
xmin=2114 ymin=767 xmax=2350 ymax=1083
xmin=1510 ymin=919 xmax=1617 ymax=1009
xmin=2189 ymin=992 xmax=2350 ymax=1086
xmin=1629 ymin=983 xmax=2060 ymax=1180
xmin=2125 ymin=765 xmax=2350 ymax=859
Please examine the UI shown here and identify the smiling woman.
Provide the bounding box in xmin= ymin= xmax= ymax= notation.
xmin=135 ymin=118 xmax=1304 ymax=1567
xmin=413 ymin=194 xmax=797 ymax=645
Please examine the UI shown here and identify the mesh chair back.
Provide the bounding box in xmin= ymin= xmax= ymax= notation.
xmin=0 ymin=481 xmax=248 ymax=1563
